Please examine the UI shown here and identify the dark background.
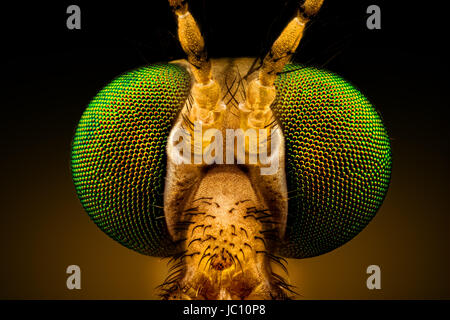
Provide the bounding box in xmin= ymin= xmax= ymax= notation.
xmin=0 ymin=0 xmax=448 ymax=299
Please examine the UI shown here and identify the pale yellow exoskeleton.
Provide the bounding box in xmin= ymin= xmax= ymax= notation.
xmin=163 ymin=0 xmax=324 ymax=299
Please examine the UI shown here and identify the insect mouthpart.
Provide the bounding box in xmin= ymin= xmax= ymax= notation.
xmin=161 ymin=166 xmax=290 ymax=300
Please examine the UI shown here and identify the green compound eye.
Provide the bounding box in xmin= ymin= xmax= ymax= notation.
xmin=71 ymin=64 xmax=191 ymax=257
xmin=71 ymin=62 xmax=391 ymax=260
xmin=273 ymin=64 xmax=392 ymax=259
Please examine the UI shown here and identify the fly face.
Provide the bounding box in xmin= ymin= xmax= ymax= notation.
xmin=71 ymin=0 xmax=392 ymax=300
xmin=164 ymin=57 xmax=289 ymax=299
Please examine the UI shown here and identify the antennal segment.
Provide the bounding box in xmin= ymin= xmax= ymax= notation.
xmin=240 ymin=0 xmax=324 ymax=130
xmin=169 ymin=0 xmax=225 ymax=130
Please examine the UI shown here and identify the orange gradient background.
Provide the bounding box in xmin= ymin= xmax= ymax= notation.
xmin=1 ymin=0 xmax=448 ymax=299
